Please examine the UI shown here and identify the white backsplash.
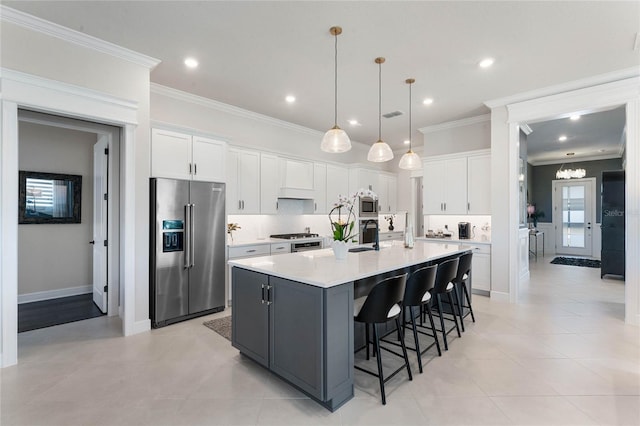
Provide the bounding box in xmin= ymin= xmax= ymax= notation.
xmin=424 ymin=215 xmax=491 ymax=240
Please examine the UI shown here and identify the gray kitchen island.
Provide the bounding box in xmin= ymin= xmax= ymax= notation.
xmin=229 ymin=240 xmax=471 ymax=411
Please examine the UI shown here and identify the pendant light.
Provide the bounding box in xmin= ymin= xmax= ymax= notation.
xmin=321 ymin=26 xmax=352 ymax=153
xmin=398 ymin=78 xmax=421 ymax=170
xmin=367 ymin=57 xmax=394 ymax=162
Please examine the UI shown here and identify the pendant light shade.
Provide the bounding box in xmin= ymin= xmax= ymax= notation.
xmin=322 ymin=26 xmax=351 ymax=153
xmin=399 ymin=78 xmax=421 ymax=170
xmin=367 ymin=57 xmax=394 ymax=162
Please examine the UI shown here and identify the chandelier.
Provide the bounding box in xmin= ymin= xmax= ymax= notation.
xmin=556 ymin=164 xmax=586 ymax=179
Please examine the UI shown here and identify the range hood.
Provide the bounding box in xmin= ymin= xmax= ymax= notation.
xmin=278 ymin=187 xmax=314 ymax=200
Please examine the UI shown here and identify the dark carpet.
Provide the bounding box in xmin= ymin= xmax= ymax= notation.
xmin=18 ymin=293 xmax=105 ymax=333
xmin=203 ymin=316 xmax=232 ymax=341
xmin=550 ymin=257 xmax=602 ymax=268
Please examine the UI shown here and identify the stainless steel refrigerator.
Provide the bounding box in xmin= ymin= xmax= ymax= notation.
xmin=150 ymin=178 xmax=226 ymax=328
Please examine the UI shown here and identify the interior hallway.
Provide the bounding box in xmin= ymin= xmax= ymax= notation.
xmin=1 ymin=258 xmax=638 ymax=425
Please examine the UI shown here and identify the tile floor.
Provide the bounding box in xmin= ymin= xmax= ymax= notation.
xmin=1 ymin=259 xmax=638 ymax=425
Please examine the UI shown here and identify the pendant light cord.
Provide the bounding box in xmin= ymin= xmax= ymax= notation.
xmin=408 ymin=81 xmax=412 ymax=150
xmin=379 ymin=61 xmax=383 ymax=140
xmin=334 ymin=32 xmax=338 ymax=127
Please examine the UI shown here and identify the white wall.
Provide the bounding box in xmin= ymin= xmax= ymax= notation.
xmin=421 ymin=118 xmax=491 ymax=157
xmin=1 ymin=16 xmax=154 ymax=366
xmin=18 ymin=121 xmax=95 ymax=297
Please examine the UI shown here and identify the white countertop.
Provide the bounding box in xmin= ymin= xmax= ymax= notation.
xmin=228 ymin=240 xmax=471 ymax=288
xmin=417 ymin=236 xmax=491 ymax=245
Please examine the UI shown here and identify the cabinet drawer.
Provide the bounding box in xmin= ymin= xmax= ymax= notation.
xmin=469 ymin=244 xmax=491 ymax=255
xmin=270 ymin=243 xmax=291 ymax=255
xmin=380 ymin=232 xmax=403 ymax=241
xmin=229 ymin=244 xmax=270 ymax=259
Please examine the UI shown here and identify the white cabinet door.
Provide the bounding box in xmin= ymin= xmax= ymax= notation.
xmin=377 ymin=174 xmax=397 ymax=213
xmin=327 ymin=164 xmax=349 ymax=212
xmin=423 ymin=158 xmax=467 ymax=214
xmin=423 ymin=161 xmax=444 ymax=214
xmin=467 ymin=154 xmax=491 ymax=214
xmin=280 ymin=158 xmax=314 ymax=190
xmin=151 ymin=129 xmax=191 ymax=179
xmin=228 ymin=148 xmax=260 ymax=214
xmin=192 ymin=136 xmax=226 ymax=182
xmin=261 ymin=154 xmax=279 ymax=214
xmin=471 ymin=251 xmax=491 ymax=292
xmin=313 ymin=163 xmax=327 ymax=214
xmin=443 ymin=157 xmax=468 ymax=214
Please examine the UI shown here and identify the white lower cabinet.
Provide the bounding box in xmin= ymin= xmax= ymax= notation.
xmin=469 ymin=244 xmax=491 ymax=293
xmin=380 ymin=231 xmax=403 ymax=241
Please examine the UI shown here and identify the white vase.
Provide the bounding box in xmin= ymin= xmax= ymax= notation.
xmin=331 ymin=240 xmax=349 ymax=260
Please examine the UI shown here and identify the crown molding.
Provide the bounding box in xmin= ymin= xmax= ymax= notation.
xmin=485 ymin=67 xmax=639 ymax=109
xmin=418 ymin=114 xmax=490 ymax=134
xmin=1 ymin=5 xmax=160 ymax=69
xmin=152 ymin=83 xmax=343 ymax=140
xmin=520 ymin=123 xmax=533 ymax=135
xmin=528 ymin=153 xmax=622 ymax=166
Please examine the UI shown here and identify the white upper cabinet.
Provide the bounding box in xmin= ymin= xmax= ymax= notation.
xmin=313 ymin=163 xmax=327 ymax=214
xmin=467 ymin=154 xmax=491 ymax=214
xmin=228 ymin=148 xmax=260 ymax=214
xmin=151 ymin=128 xmax=226 ymax=182
xmin=423 ymin=150 xmax=490 ymax=215
xmin=377 ymin=174 xmax=397 ymax=213
xmin=278 ymin=158 xmax=314 ymax=199
xmin=326 ymin=164 xmax=349 ymax=212
xmin=261 ymin=154 xmax=279 ymax=214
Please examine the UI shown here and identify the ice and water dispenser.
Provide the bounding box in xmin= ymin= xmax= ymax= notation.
xmin=162 ymin=219 xmax=184 ymax=252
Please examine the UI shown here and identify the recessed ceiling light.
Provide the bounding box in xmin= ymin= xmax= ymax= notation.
xmin=570 ymin=115 xmax=581 ymax=121
xmin=184 ymin=57 xmax=198 ymax=69
xmin=422 ymin=98 xmax=434 ymax=105
xmin=479 ymin=58 xmax=494 ymax=68
xmin=558 ymin=135 xmax=568 ymax=142
xmin=348 ymin=119 xmax=360 ymax=126
xmin=285 ymin=95 xmax=296 ymax=103
xmin=404 ymin=140 xmax=410 ymax=145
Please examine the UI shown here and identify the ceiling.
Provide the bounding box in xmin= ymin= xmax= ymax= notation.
xmin=4 ymin=1 xmax=639 ymax=157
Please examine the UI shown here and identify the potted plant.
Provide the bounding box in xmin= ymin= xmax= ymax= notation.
xmin=527 ymin=205 xmax=544 ymax=229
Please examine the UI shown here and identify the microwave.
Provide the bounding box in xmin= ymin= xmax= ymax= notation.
xmin=359 ymin=196 xmax=378 ymax=217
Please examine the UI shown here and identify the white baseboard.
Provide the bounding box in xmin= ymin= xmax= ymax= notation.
xmin=18 ymin=285 xmax=91 ymax=304
xmin=132 ymin=319 xmax=150 ymax=334
xmin=490 ymin=290 xmax=510 ymax=302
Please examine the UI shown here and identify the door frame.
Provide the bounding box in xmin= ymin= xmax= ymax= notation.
xmin=1 ymin=69 xmax=137 ymax=367
xmin=552 ymin=177 xmax=596 ymax=257
xmin=487 ymin=73 xmax=639 ymax=325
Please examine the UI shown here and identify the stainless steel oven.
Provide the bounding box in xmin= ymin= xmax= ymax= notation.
xmin=359 ymin=219 xmax=379 ymax=244
xmin=359 ymin=196 xmax=378 ymax=217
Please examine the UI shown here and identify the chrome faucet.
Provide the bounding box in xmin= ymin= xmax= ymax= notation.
xmin=362 ymin=219 xmax=380 ymax=251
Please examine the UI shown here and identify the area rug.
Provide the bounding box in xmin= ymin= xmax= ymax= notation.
xmin=550 ymin=257 xmax=601 ymax=268
xmin=203 ymin=315 xmax=232 ymax=341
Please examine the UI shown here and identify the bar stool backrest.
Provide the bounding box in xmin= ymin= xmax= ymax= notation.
xmin=355 ymin=274 xmax=407 ymax=324
xmin=434 ymin=258 xmax=459 ymax=294
xmin=455 ymin=252 xmax=473 ymax=283
xmin=403 ymin=265 xmax=437 ymax=307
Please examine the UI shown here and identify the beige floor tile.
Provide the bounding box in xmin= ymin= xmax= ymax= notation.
xmin=256 ymin=398 xmax=341 ymax=425
xmin=414 ymin=395 xmax=512 ymax=425
xmin=565 ymin=395 xmax=640 ymax=426
xmin=338 ymin=395 xmax=426 ymax=425
xmin=491 ymin=395 xmax=599 ymax=425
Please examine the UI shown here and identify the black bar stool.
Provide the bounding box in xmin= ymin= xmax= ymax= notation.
xmin=453 ymin=252 xmax=476 ymax=331
xmin=398 ymin=265 xmax=441 ymax=373
xmin=353 ymin=273 xmax=412 ymax=405
xmin=429 ymin=258 xmax=461 ymax=351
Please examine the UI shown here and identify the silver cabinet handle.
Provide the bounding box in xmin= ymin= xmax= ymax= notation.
xmin=274 ymin=247 xmax=284 ymax=250
xmin=194 ymin=163 xmax=197 ymax=175
xmin=468 ymin=202 xmax=470 ymax=211
xmin=266 ymin=285 xmax=273 ymax=305
xmin=261 ymin=284 xmax=266 ymax=304
xmin=246 ymin=249 xmax=256 ymax=253
xmin=238 ymin=200 xmax=242 ymax=210
xmin=188 ymin=163 xmax=192 ymax=174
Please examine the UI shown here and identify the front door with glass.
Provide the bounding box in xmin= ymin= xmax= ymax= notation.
xmin=553 ymin=178 xmax=596 ymax=257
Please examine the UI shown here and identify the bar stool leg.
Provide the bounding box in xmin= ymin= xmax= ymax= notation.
xmin=452 ymin=285 xmax=465 ymax=332
xmin=372 ymin=324 xmax=386 ymax=405
xmin=447 ymin=292 xmax=462 ymax=337
xmin=408 ymin=306 xmax=423 ymax=373
xmin=436 ymin=295 xmax=448 ymax=351
xmin=365 ymin=324 xmax=370 ymax=360
xmin=425 ymin=304 xmax=442 ymax=356
xmin=396 ymin=317 xmax=413 ymax=381
xmin=462 ymin=284 xmax=476 ymax=322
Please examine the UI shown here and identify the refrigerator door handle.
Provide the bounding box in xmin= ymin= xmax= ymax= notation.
xmin=184 ymin=204 xmax=191 ymax=269
xmin=190 ymin=203 xmax=196 ymax=267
